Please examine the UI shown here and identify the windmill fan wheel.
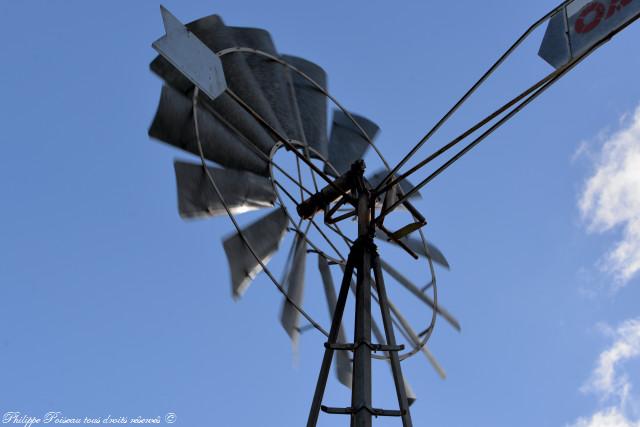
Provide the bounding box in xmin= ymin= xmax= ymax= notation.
xmin=148 ymin=9 xmax=461 ymax=398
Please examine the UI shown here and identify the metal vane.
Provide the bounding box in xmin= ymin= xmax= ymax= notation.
xmin=152 ymin=6 xmax=227 ymax=101
xmin=539 ymin=0 xmax=640 ymax=68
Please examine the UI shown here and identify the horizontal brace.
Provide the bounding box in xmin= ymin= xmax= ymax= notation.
xmin=321 ymin=405 xmax=404 ymax=417
xmin=324 ymin=341 xmax=404 ymax=352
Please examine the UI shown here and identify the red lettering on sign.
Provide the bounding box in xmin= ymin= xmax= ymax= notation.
xmin=607 ymin=0 xmax=633 ymax=16
xmin=576 ymin=0 xmax=633 ymax=33
xmin=607 ymin=0 xmax=622 ymax=17
xmin=575 ymin=2 xmax=606 ymax=33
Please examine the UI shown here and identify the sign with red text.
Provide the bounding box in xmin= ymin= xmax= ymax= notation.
xmin=539 ymin=0 xmax=640 ymax=68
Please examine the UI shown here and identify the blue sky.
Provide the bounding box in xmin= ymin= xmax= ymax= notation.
xmin=1 ymin=1 xmax=640 ymax=426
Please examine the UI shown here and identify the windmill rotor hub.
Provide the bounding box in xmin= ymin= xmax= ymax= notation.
xmin=268 ymin=140 xmax=356 ymax=263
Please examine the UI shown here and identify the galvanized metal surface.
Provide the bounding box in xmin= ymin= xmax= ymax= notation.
xmin=326 ymin=110 xmax=380 ymax=176
xmin=352 ymin=194 xmax=373 ymax=427
xmin=152 ymin=7 xmax=227 ymax=101
xmin=222 ymin=208 xmax=288 ymax=298
xmin=283 ymin=55 xmax=329 ymax=160
xmin=539 ymin=0 xmax=640 ymax=68
xmin=306 ymin=256 xmax=356 ymax=427
xmin=280 ymin=235 xmax=308 ymax=345
xmin=174 ymin=161 xmax=275 ymax=218
xmin=187 ymin=15 xmax=284 ymax=142
xmin=372 ymin=256 xmax=413 ymax=427
xmin=149 ymin=85 xmax=269 ymax=175
xmin=230 ymin=28 xmax=305 ymax=143
xmin=150 ymin=57 xmax=276 ymax=156
xmin=318 ymin=255 xmax=353 ymax=389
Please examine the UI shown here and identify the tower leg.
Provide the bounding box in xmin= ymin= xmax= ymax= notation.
xmin=306 ymin=254 xmax=357 ymax=427
xmin=351 ymin=243 xmax=372 ymax=427
xmin=351 ymin=191 xmax=373 ymax=427
xmin=372 ymin=253 xmax=414 ymax=427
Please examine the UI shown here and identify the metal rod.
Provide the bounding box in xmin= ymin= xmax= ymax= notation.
xmin=199 ymin=94 xmax=318 ymax=202
xmin=352 ymin=193 xmax=372 ymax=427
xmin=192 ymin=89 xmax=329 ymax=338
xmin=306 ymin=163 xmax=418 ymax=425
xmin=378 ymin=9 xmax=640 ymax=213
xmin=342 ymin=262 xmax=422 ymax=363
xmin=373 ymin=0 xmax=575 ymax=193
xmin=372 ymin=254 xmax=413 ymax=427
xmin=306 ymin=254 xmax=357 ymax=427
xmin=379 ymin=259 xmax=460 ymax=331
xmin=218 ymin=47 xmax=390 ymax=170
xmin=225 ymin=88 xmax=353 ymax=201
xmin=379 ymin=53 xmax=579 ymax=217
xmin=309 ymin=218 xmax=347 ymax=261
xmin=295 ymin=155 xmax=305 ymax=202
xmin=274 ymin=180 xmax=343 ymax=265
xmin=374 ymin=69 xmax=557 ymax=197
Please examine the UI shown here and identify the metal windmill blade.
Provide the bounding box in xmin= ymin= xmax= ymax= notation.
xmin=223 ymin=208 xmax=288 ymax=299
xmin=174 ymin=161 xmax=275 ymax=218
xmin=228 ymin=28 xmax=306 ymax=144
xmin=151 ymin=13 xmax=278 ymax=156
xmin=280 ymin=233 xmax=308 ymax=346
xmin=283 ymin=55 xmax=329 ymax=159
xmin=149 ymin=85 xmax=269 ymax=176
xmin=325 ymin=109 xmax=380 ymax=176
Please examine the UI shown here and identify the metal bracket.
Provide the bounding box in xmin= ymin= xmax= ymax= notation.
xmin=324 ymin=341 xmax=405 ymax=352
xmin=321 ymin=405 xmax=405 ymax=417
xmin=377 ymin=224 xmax=419 ymax=260
xmin=385 ymin=221 xmax=426 ymax=241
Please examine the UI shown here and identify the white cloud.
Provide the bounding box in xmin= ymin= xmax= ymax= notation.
xmin=583 ymin=320 xmax=640 ymax=402
xmin=567 ymin=319 xmax=640 ymax=427
xmin=569 ymin=407 xmax=639 ymax=427
xmin=579 ymin=105 xmax=640 ymax=285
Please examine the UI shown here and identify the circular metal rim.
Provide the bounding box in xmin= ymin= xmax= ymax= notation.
xmin=207 ymin=47 xmax=440 ymax=362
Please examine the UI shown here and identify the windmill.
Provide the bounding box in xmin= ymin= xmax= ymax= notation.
xmin=148 ymin=1 xmax=639 ymax=425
